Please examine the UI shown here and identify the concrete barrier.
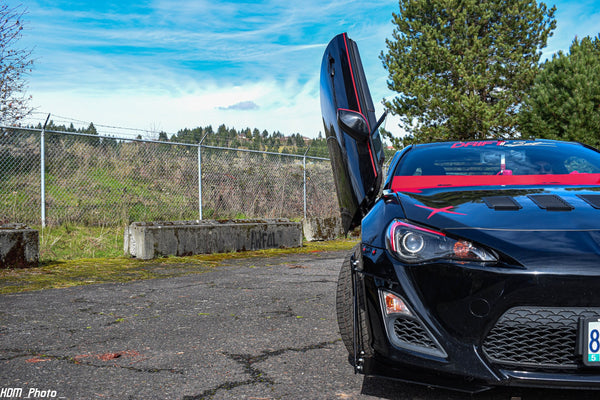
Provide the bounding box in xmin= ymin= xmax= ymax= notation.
xmin=124 ymin=219 xmax=302 ymax=260
xmin=0 ymin=224 xmax=39 ymax=268
xmin=302 ymin=216 xmax=345 ymax=241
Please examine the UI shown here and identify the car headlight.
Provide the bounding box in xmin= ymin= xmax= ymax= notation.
xmin=386 ymin=219 xmax=496 ymax=263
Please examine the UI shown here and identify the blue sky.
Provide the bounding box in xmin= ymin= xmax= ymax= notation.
xmin=9 ymin=0 xmax=600 ymax=139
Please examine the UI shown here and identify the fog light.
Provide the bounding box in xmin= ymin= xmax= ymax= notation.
xmin=383 ymin=291 xmax=412 ymax=316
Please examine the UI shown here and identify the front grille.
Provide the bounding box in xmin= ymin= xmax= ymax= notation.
xmin=483 ymin=307 xmax=600 ymax=370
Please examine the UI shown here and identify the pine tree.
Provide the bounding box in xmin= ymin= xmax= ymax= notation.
xmin=382 ymin=0 xmax=556 ymax=146
xmin=519 ymin=35 xmax=600 ymax=147
xmin=158 ymin=131 xmax=169 ymax=141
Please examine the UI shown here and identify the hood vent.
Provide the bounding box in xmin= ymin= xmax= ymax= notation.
xmin=528 ymin=194 xmax=574 ymax=211
xmin=578 ymin=194 xmax=600 ymax=209
xmin=483 ymin=196 xmax=522 ymax=211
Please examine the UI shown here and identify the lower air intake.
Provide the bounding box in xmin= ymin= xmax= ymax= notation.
xmin=483 ymin=307 xmax=600 ymax=370
xmin=389 ymin=315 xmax=446 ymax=358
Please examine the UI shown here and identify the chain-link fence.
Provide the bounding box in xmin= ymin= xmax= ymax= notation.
xmin=0 ymin=126 xmax=337 ymax=227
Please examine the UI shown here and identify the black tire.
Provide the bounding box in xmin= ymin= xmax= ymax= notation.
xmin=335 ymin=244 xmax=372 ymax=359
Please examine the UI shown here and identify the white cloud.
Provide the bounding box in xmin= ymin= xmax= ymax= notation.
xmin=218 ymin=101 xmax=260 ymax=111
xmin=30 ymin=78 xmax=326 ymax=137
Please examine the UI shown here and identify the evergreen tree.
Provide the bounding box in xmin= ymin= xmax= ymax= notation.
xmin=158 ymin=131 xmax=169 ymax=141
xmin=381 ymin=0 xmax=556 ymax=146
xmin=83 ymin=122 xmax=100 ymax=146
xmin=215 ymin=124 xmax=229 ymax=146
xmin=192 ymin=127 xmax=203 ymax=142
xmin=84 ymin=122 xmax=98 ymax=135
xmin=519 ymin=35 xmax=600 ymax=147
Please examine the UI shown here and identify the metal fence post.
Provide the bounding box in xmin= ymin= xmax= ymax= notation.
xmin=40 ymin=114 xmax=50 ymax=227
xmin=198 ymin=133 xmax=209 ymax=221
xmin=197 ymin=145 xmax=202 ymax=221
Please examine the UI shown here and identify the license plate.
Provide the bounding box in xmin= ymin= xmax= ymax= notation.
xmin=583 ymin=318 xmax=600 ymax=366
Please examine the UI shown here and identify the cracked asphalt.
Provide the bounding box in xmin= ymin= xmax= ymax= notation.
xmin=1 ymin=250 xmax=599 ymax=399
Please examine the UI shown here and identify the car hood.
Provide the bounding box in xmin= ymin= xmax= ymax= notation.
xmin=397 ymin=186 xmax=600 ymax=270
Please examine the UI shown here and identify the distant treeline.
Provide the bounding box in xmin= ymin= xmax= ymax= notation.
xmin=29 ymin=121 xmax=332 ymax=158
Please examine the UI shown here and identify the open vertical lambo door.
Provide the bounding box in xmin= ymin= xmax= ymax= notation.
xmin=320 ymin=33 xmax=385 ymax=232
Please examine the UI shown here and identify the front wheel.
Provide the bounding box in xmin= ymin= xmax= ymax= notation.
xmin=335 ymin=244 xmax=372 ymax=360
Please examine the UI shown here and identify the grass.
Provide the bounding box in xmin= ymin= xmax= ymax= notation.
xmin=0 ymin=231 xmax=358 ymax=294
xmin=38 ymin=225 xmax=125 ymax=260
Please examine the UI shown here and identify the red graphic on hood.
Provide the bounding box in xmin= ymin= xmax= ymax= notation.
xmin=415 ymin=204 xmax=467 ymax=219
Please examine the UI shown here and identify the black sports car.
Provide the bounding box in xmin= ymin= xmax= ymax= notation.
xmin=321 ymin=32 xmax=600 ymax=392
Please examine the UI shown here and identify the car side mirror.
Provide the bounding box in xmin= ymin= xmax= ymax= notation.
xmin=337 ymin=109 xmax=369 ymax=142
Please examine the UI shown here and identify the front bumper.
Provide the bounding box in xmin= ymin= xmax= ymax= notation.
xmin=358 ymin=245 xmax=600 ymax=391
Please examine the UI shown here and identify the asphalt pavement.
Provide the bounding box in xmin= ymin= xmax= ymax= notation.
xmin=1 ymin=250 xmax=599 ymax=399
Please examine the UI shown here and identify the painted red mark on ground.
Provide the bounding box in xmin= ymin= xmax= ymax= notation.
xmin=74 ymin=350 xmax=141 ymax=363
xmin=25 ymin=357 xmax=51 ymax=363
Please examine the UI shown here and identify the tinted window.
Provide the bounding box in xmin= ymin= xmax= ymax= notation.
xmin=395 ymin=141 xmax=600 ymax=176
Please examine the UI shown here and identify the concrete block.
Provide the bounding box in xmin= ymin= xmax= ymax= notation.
xmin=0 ymin=223 xmax=39 ymax=268
xmin=302 ymin=216 xmax=344 ymax=241
xmin=124 ymin=219 xmax=302 ymax=260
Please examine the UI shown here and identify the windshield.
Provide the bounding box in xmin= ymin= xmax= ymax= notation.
xmin=391 ymin=140 xmax=600 ymax=192
xmin=395 ymin=140 xmax=600 ymax=176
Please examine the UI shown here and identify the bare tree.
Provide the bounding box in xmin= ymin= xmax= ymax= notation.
xmin=0 ymin=3 xmax=33 ymax=125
